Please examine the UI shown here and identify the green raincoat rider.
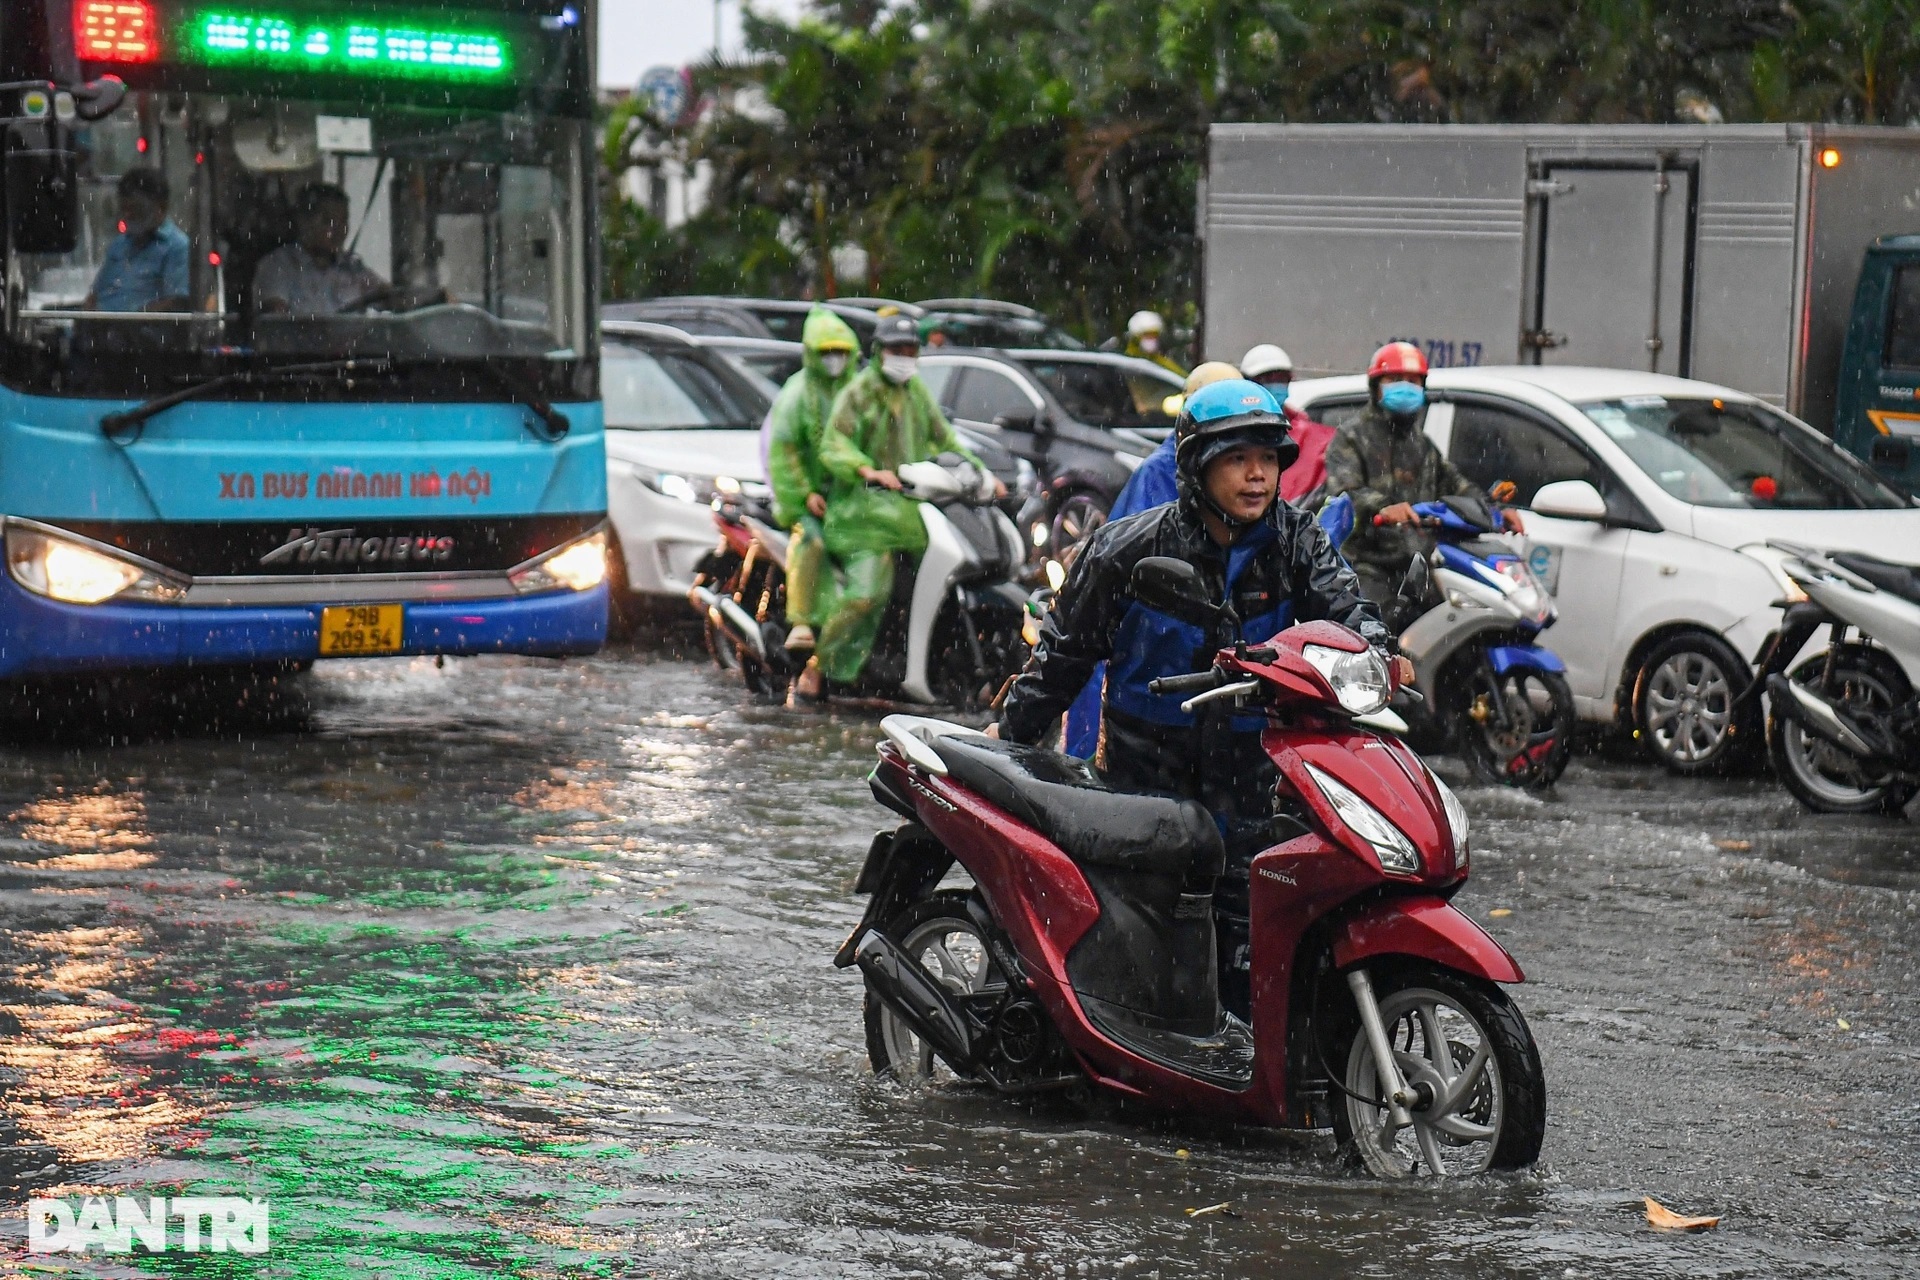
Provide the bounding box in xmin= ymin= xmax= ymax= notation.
xmin=799 ymin=313 xmax=989 ymax=697
xmin=764 ymin=308 xmax=860 ymax=652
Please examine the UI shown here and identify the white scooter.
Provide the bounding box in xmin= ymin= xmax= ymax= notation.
xmin=1742 ymin=541 xmax=1920 ymax=815
xmin=690 ymin=455 xmax=1030 ymax=708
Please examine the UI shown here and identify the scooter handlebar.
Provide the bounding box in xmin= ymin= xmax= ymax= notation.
xmin=1148 ymin=669 xmax=1224 ymax=696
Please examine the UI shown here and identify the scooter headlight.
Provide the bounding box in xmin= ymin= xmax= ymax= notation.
xmin=1301 ymin=643 xmax=1391 ymax=716
xmin=1427 ymin=765 xmax=1470 ymax=873
xmin=1491 ymin=558 xmax=1554 ymax=627
xmin=1303 ymin=762 xmax=1420 ymax=875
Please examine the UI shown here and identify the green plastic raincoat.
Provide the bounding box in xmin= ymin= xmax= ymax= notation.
xmin=765 ymin=308 xmax=859 ymax=629
xmin=812 ymin=364 xmax=981 ymax=683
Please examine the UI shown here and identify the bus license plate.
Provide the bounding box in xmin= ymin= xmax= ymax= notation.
xmin=319 ymin=604 xmax=403 ymax=656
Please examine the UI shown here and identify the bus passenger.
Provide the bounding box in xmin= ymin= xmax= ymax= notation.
xmin=254 ymin=183 xmax=391 ymax=315
xmin=85 ymin=168 xmax=191 ymax=314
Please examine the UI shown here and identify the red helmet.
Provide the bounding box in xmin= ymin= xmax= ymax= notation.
xmin=1367 ymin=341 xmax=1429 ymax=380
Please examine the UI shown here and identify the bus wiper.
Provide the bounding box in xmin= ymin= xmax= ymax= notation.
xmin=478 ymin=365 xmax=571 ymax=441
xmin=100 ymin=359 xmax=396 ymax=442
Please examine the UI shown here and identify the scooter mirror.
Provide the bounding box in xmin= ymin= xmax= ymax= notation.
xmin=1132 ymin=556 xmax=1220 ymax=625
xmin=1397 ymin=552 xmax=1432 ymax=605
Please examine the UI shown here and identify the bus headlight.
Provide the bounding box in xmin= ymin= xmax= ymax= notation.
xmin=509 ymin=528 xmax=608 ymax=594
xmin=5 ymin=522 xmax=186 ymax=605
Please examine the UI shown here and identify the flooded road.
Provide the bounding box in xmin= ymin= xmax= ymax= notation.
xmin=0 ymin=646 xmax=1915 ymax=1278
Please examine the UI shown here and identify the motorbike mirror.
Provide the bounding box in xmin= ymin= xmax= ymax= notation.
xmin=1132 ymin=556 xmax=1220 ymax=625
xmin=1396 ymin=552 xmax=1432 ymax=604
xmin=1529 ymin=479 xmax=1608 ymax=521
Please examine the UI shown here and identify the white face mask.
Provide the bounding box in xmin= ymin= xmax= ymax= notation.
xmin=881 ymin=353 xmax=918 ymax=384
xmin=1138 ymin=334 xmax=1160 ymax=353
xmin=819 ymin=351 xmax=849 ymax=377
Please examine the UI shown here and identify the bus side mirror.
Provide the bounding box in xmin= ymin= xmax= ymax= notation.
xmin=73 ymin=76 xmax=129 ymax=122
xmin=4 ymin=126 xmax=79 ymax=255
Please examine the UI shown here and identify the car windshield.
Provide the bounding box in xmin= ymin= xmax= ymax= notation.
xmin=1019 ymin=359 xmax=1181 ymax=429
xmin=604 ymin=344 xmax=766 ymax=429
xmin=1580 ymin=397 xmax=1910 ymax=510
xmin=8 ymin=92 xmax=589 ymax=390
xmin=924 ymin=312 xmax=1084 ymax=350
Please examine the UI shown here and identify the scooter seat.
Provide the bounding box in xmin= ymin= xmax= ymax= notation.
xmin=930 ymin=737 xmax=1224 ymax=881
xmin=1831 ymin=552 xmax=1920 ymax=607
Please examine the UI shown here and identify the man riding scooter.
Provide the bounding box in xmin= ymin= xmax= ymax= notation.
xmin=797 ymin=314 xmax=1001 ymax=702
xmin=765 ymin=308 xmax=860 ymax=655
xmin=994 ymin=379 xmax=1403 ymax=1016
xmin=1323 ymin=342 xmax=1517 ymax=604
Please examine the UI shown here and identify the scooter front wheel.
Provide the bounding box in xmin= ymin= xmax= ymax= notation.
xmin=1452 ymin=662 xmax=1574 ymax=789
xmin=1331 ymin=968 xmax=1546 ymax=1178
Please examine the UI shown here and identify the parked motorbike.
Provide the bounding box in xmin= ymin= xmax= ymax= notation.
xmin=1379 ymin=496 xmax=1574 ymax=789
xmin=1741 ymin=541 xmax=1920 ymax=815
xmin=838 ymin=556 xmax=1546 ymax=1178
xmin=688 ymin=454 xmax=1030 ymax=708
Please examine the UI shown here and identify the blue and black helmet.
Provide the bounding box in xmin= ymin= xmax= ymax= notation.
xmin=1174 ymin=378 xmax=1298 ymax=481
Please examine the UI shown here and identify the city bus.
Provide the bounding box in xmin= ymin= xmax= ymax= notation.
xmin=0 ymin=1 xmax=605 ymax=680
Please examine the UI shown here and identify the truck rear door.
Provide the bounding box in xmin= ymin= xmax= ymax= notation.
xmin=1531 ymin=161 xmax=1694 ymax=377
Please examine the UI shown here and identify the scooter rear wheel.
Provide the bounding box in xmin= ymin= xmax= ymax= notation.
xmin=1331 ymin=968 xmax=1546 ymax=1178
xmin=864 ymin=890 xmax=1003 ymax=1084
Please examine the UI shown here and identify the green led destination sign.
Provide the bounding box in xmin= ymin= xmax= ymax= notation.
xmin=189 ymin=12 xmax=512 ymax=80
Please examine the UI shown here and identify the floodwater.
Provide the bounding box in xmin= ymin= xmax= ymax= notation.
xmin=0 ymin=646 xmax=1914 ymax=1278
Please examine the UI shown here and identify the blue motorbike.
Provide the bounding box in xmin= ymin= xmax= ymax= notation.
xmin=1371 ymin=495 xmax=1575 ymax=789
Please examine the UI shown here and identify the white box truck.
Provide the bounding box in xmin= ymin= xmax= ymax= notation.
xmin=1202 ymin=123 xmax=1920 ymax=490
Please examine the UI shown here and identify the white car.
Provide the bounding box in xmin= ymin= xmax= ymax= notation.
xmin=602 ymin=322 xmax=772 ymax=609
xmin=1290 ymin=366 xmax=1920 ymax=774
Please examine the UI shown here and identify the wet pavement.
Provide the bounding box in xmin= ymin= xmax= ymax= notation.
xmin=0 ymin=643 xmax=1914 ymax=1278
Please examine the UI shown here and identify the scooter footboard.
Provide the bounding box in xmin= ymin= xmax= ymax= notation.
xmin=1331 ymin=895 xmax=1525 ymax=984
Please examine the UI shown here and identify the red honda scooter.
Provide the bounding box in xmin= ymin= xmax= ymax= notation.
xmin=835 ymin=556 xmax=1546 ymax=1178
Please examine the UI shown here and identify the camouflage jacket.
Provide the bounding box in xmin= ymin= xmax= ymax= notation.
xmin=1322 ymin=404 xmax=1483 ymax=573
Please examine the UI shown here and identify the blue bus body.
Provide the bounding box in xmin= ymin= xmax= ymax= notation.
xmin=0 ymin=390 xmax=607 ymax=676
xmin=0 ymin=1 xmax=606 ymax=677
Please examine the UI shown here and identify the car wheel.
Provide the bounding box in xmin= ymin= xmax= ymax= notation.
xmin=1047 ymin=489 xmax=1109 ymax=560
xmin=1632 ymin=632 xmax=1757 ymax=775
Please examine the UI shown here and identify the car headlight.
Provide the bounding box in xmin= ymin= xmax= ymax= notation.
xmin=1738 ymin=543 xmax=1810 ymax=604
xmin=5 ymin=522 xmax=187 ymax=605
xmin=509 ymin=528 xmax=608 ymax=594
xmin=1301 ymin=642 xmax=1391 ymax=715
xmin=1427 ymin=765 xmax=1469 ymax=873
xmin=635 ymin=466 xmax=734 ymax=506
xmin=1304 ymin=762 xmax=1420 ymax=875
xmin=1491 ymin=557 xmax=1554 ymax=626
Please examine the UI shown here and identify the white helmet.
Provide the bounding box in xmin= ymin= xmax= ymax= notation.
xmin=1127 ymin=309 xmax=1165 ymax=338
xmin=1239 ymin=343 xmax=1293 ymax=379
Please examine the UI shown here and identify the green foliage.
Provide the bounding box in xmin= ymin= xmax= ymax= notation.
xmin=604 ymin=0 xmax=1920 ymax=342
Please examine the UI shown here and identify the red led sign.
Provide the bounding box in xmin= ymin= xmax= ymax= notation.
xmin=75 ymin=1 xmax=160 ymax=64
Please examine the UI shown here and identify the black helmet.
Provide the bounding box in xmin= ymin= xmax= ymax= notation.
xmin=872 ymin=313 xmax=919 ymax=350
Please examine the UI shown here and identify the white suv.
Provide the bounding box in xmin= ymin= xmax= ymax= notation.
xmin=1291 ymin=366 xmax=1920 ymax=774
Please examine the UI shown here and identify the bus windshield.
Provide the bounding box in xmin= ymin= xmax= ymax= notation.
xmin=8 ymin=94 xmax=589 ymax=392
xmin=2 ymin=0 xmax=594 ymax=399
